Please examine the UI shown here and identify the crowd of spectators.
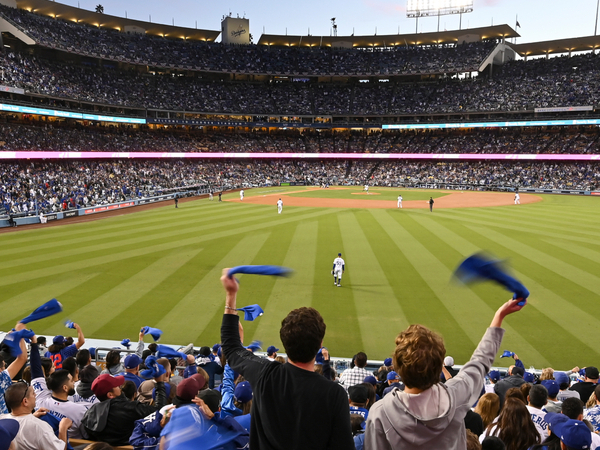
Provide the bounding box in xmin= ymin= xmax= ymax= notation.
xmin=2 ymin=121 xmax=600 ymax=155
xmin=0 ymin=4 xmax=495 ymax=77
xmin=2 ymin=158 xmax=599 ymax=215
xmin=2 ymin=46 xmax=600 ymax=115
xmin=2 ymin=272 xmax=599 ymax=449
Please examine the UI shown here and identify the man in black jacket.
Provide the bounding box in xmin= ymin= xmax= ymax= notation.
xmin=82 ymin=372 xmax=167 ymax=446
xmin=220 ymin=268 xmax=353 ymax=450
xmin=494 ymin=365 xmax=526 ymax=408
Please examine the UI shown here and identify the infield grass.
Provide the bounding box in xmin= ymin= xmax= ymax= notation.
xmin=2 ymin=189 xmax=599 ymax=369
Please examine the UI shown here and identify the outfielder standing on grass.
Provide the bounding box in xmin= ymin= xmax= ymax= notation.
xmin=277 ymin=198 xmax=283 ymax=214
xmin=332 ymin=253 xmax=345 ymax=287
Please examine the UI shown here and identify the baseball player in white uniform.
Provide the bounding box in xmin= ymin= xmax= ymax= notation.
xmin=277 ymin=198 xmax=283 ymax=214
xmin=397 ymin=195 xmax=403 ymax=209
xmin=364 ymin=185 xmax=370 ymax=194
xmin=332 ymin=253 xmax=345 ymax=287
xmin=209 ymin=191 xmax=213 ymax=201
xmin=240 ymin=189 xmax=244 ymax=201
xmin=514 ymin=192 xmax=520 ymax=205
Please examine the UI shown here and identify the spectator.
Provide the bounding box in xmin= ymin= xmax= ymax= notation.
xmin=556 ymin=371 xmax=580 ymax=402
xmin=583 ymin=384 xmax=600 ymax=432
xmin=494 ymin=365 xmax=526 ymax=409
xmin=340 ymin=352 xmax=371 ymax=390
xmin=45 ymin=323 xmax=85 ymax=370
xmin=542 ymin=380 xmax=562 ymax=413
xmin=220 ymin=267 xmax=354 ymax=449
xmin=526 ymin=384 xmax=549 ymax=442
xmin=123 ymin=354 xmax=145 ymax=388
xmin=76 ymin=364 xmax=100 ymax=404
xmin=569 ymin=367 xmax=599 ymax=403
xmin=474 ymin=393 xmax=500 ymax=430
xmin=365 ymin=298 xmax=526 ymax=450
xmin=479 ymin=397 xmax=540 ymax=448
xmin=266 ymin=345 xmax=279 ymax=361
xmin=0 ymin=326 xmax=28 ymax=414
xmin=382 ymin=371 xmax=403 ymax=397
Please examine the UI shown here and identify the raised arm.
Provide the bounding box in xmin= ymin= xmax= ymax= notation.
xmin=74 ymin=323 xmax=85 ymax=349
xmin=6 ymin=323 xmax=28 ymax=379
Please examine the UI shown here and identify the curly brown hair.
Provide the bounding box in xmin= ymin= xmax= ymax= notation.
xmin=280 ymin=307 xmax=326 ymax=363
xmin=393 ymin=324 xmax=445 ymax=390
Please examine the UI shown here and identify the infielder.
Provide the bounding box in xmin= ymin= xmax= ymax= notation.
xmin=277 ymin=198 xmax=283 ymax=214
xmin=397 ymin=195 xmax=403 ymax=209
xmin=332 ymin=252 xmax=345 ymax=287
xmin=364 ymin=185 xmax=370 ymax=194
xmin=240 ymin=189 xmax=244 ymax=201
xmin=209 ymin=191 xmax=214 ymax=201
xmin=514 ymin=192 xmax=520 ymax=205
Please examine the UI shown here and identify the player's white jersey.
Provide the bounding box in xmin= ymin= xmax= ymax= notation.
xmin=277 ymin=200 xmax=283 ymax=207
xmin=32 ymin=377 xmax=90 ymax=438
xmin=333 ymin=257 xmax=345 ymax=271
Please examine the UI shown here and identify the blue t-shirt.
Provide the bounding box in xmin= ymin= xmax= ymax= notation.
xmin=45 ymin=344 xmax=78 ymax=369
xmin=0 ymin=370 xmax=12 ymax=414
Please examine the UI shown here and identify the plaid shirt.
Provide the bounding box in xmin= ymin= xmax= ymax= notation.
xmin=339 ymin=366 xmax=373 ymax=390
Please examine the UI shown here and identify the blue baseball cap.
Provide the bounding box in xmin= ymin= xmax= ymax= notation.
xmin=488 ymin=370 xmax=500 ymax=382
xmin=554 ymin=371 xmax=570 ymax=386
xmin=545 ymin=412 xmax=569 ymax=431
xmin=124 ymin=354 xmax=142 ymax=369
xmin=267 ymin=346 xmax=279 ymax=355
xmin=387 ymin=371 xmax=399 ymax=382
xmin=53 ymin=335 xmax=65 ymax=345
xmin=234 ymin=381 xmax=253 ymax=403
xmin=384 ymin=358 xmax=392 ymax=367
xmin=338 ymin=253 xmax=342 ymax=256
xmin=523 ymin=372 xmax=535 ymax=383
xmin=552 ymin=419 xmax=592 ymax=449
xmin=542 ymin=380 xmax=560 ymax=398
xmin=364 ymin=376 xmax=378 ymax=386
xmin=0 ymin=419 xmax=19 ymax=450
xmin=212 ymin=344 xmax=221 ymax=353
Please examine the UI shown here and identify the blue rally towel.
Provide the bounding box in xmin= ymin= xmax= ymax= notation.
xmin=141 ymin=356 xmax=166 ymax=379
xmin=236 ymin=304 xmax=264 ymax=321
xmin=64 ymin=320 xmax=76 ymax=329
xmin=501 ymin=350 xmax=515 ymax=358
xmin=244 ymin=340 xmax=262 ymax=352
xmin=121 ymin=338 xmax=131 ymax=349
xmin=156 ymin=345 xmax=187 ymax=361
xmin=20 ymin=299 xmax=63 ymax=324
xmin=3 ymin=329 xmax=35 ymax=357
xmin=227 ymin=265 xmax=293 ymax=279
xmin=141 ymin=326 xmax=163 ymax=342
xmin=453 ymin=253 xmax=529 ymax=306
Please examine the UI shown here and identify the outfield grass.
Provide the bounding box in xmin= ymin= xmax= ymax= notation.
xmin=1 ymin=189 xmax=599 ymax=368
xmin=283 ymin=186 xmax=451 ymax=201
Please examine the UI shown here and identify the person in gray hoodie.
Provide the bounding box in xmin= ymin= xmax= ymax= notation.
xmin=364 ymin=297 xmax=526 ymax=450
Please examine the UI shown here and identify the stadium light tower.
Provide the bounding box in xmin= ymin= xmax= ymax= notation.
xmin=407 ymin=0 xmax=474 ymax=33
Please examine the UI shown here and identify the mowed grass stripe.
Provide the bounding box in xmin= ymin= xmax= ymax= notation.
xmin=158 ymin=232 xmax=271 ymax=344
xmin=0 ymin=208 xmax=337 ymax=287
xmin=542 ymin=240 xmax=600 ymax=264
xmin=311 ymin=214 xmax=363 ymax=357
xmin=411 ymin=214 xmax=597 ymax=367
xmin=251 ymin=221 xmax=319 ymax=349
xmin=0 ymin=273 xmax=101 ymax=330
xmin=0 ymin=203 xmax=283 ymax=257
xmin=465 ymin=226 xmax=600 ymax=298
xmin=337 ymin=212 xmax=408 ymax=358
xmin=44 ymin=247 xmax=203 ymax=336
xmin=371 ymin=210 xmax=552 ymax=366
xmin=361 ymin=210 xmax=474 ymax=357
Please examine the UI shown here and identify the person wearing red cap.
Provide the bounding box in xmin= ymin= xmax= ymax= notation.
xmin=81 ymin=371 xmax=167 ymax=446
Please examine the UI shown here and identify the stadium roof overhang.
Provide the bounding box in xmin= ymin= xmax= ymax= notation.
xmin=257 ymin=25 xmax=519 ymax=48
xmin=509 ymin=36 xmax=600 ymax=57
xmin=13 ymin=0 xmax=220 ymax=41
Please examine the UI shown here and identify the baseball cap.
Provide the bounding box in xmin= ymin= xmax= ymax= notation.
xmin=523 ymin=372 xmax=535 ymax=383
xmin=199 ymin=347 xmax=211 ymax=357
xmin=586 ymin=367 xmax=599 ymax=380
xmin=364 ymin=376 xmax=378 ymax=386
xmin=91 ymin=374 xmax=125 ymax=399
xmin=197 ymin=389 xmax=222 ymax=413
xmin=267 ymin=345 xmax=279 ymax=355
xmin=190 ymin=373 xmax=207 ymax=390
xmin=383 ymin=358 xmax=392 ymax=367
xmin=552 ymin=419 xmax=592 ymax=449
xmin=234 ymin=381 xmax=253 ymax=403
xmin=0 ymin=419 xmax=19 ymax=450
xmin=124 ymin=354 xmax=142 ymax=369
xmin=176 ymin=377 xmax=201 ymax=402
xmin=387 ymin=371 xmax=399 ymax=382
xmin=554 ymin=371 xmax=571 ymax=386
xmin=212 ymin=344 xmax=221 ymax=353
xmin=349 ymin=385 xmax=369 ymax=404
xmin=53 ymin=335 xmax=65 ymax=345
xmin=444 ymin=356 xmax=454 ymax=367
xmin=545 ymin=412 xmax=569 ymax=431
xmin=338 ymin=253 xmax=342 ymax=256
xmin=542 ymin=380 xmax=560 ymax=398
xmin=488 ymin=370 xmax=500 ymax=382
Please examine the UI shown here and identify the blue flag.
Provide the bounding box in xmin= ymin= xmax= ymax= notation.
xmin=64 ymin=320 xmax=76 ymax=329
xmin=236 ymin=304 xmax=264 ymax=321
xmin=20 ymin=299 xmax=63 ymax=324
xmin=156 ymin=345 xmax=187 ymax=361
xmin=228 ymin=265 xmax=293 ymax=279
xmin=3 ymin=329 xmax=35 ymax=357
xmin=121 ymin=338 xmax=131 ymax=349
xmin=140 ymin=356 xmax=166 ymax=379
xmin=141 ymin=326 xmax=163 ymax=342
xmin=453 ymin=253 xmax=529 ymax=306
xmin=244 ymin=340 xmax=262 ymax=352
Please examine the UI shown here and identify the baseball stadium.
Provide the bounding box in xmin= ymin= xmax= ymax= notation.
xmin=1 ymin=0 xmax=600 ymax=448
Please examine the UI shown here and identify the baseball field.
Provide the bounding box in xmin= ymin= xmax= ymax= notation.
xmin=2 ymin=186 xmax=599 ymax=369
